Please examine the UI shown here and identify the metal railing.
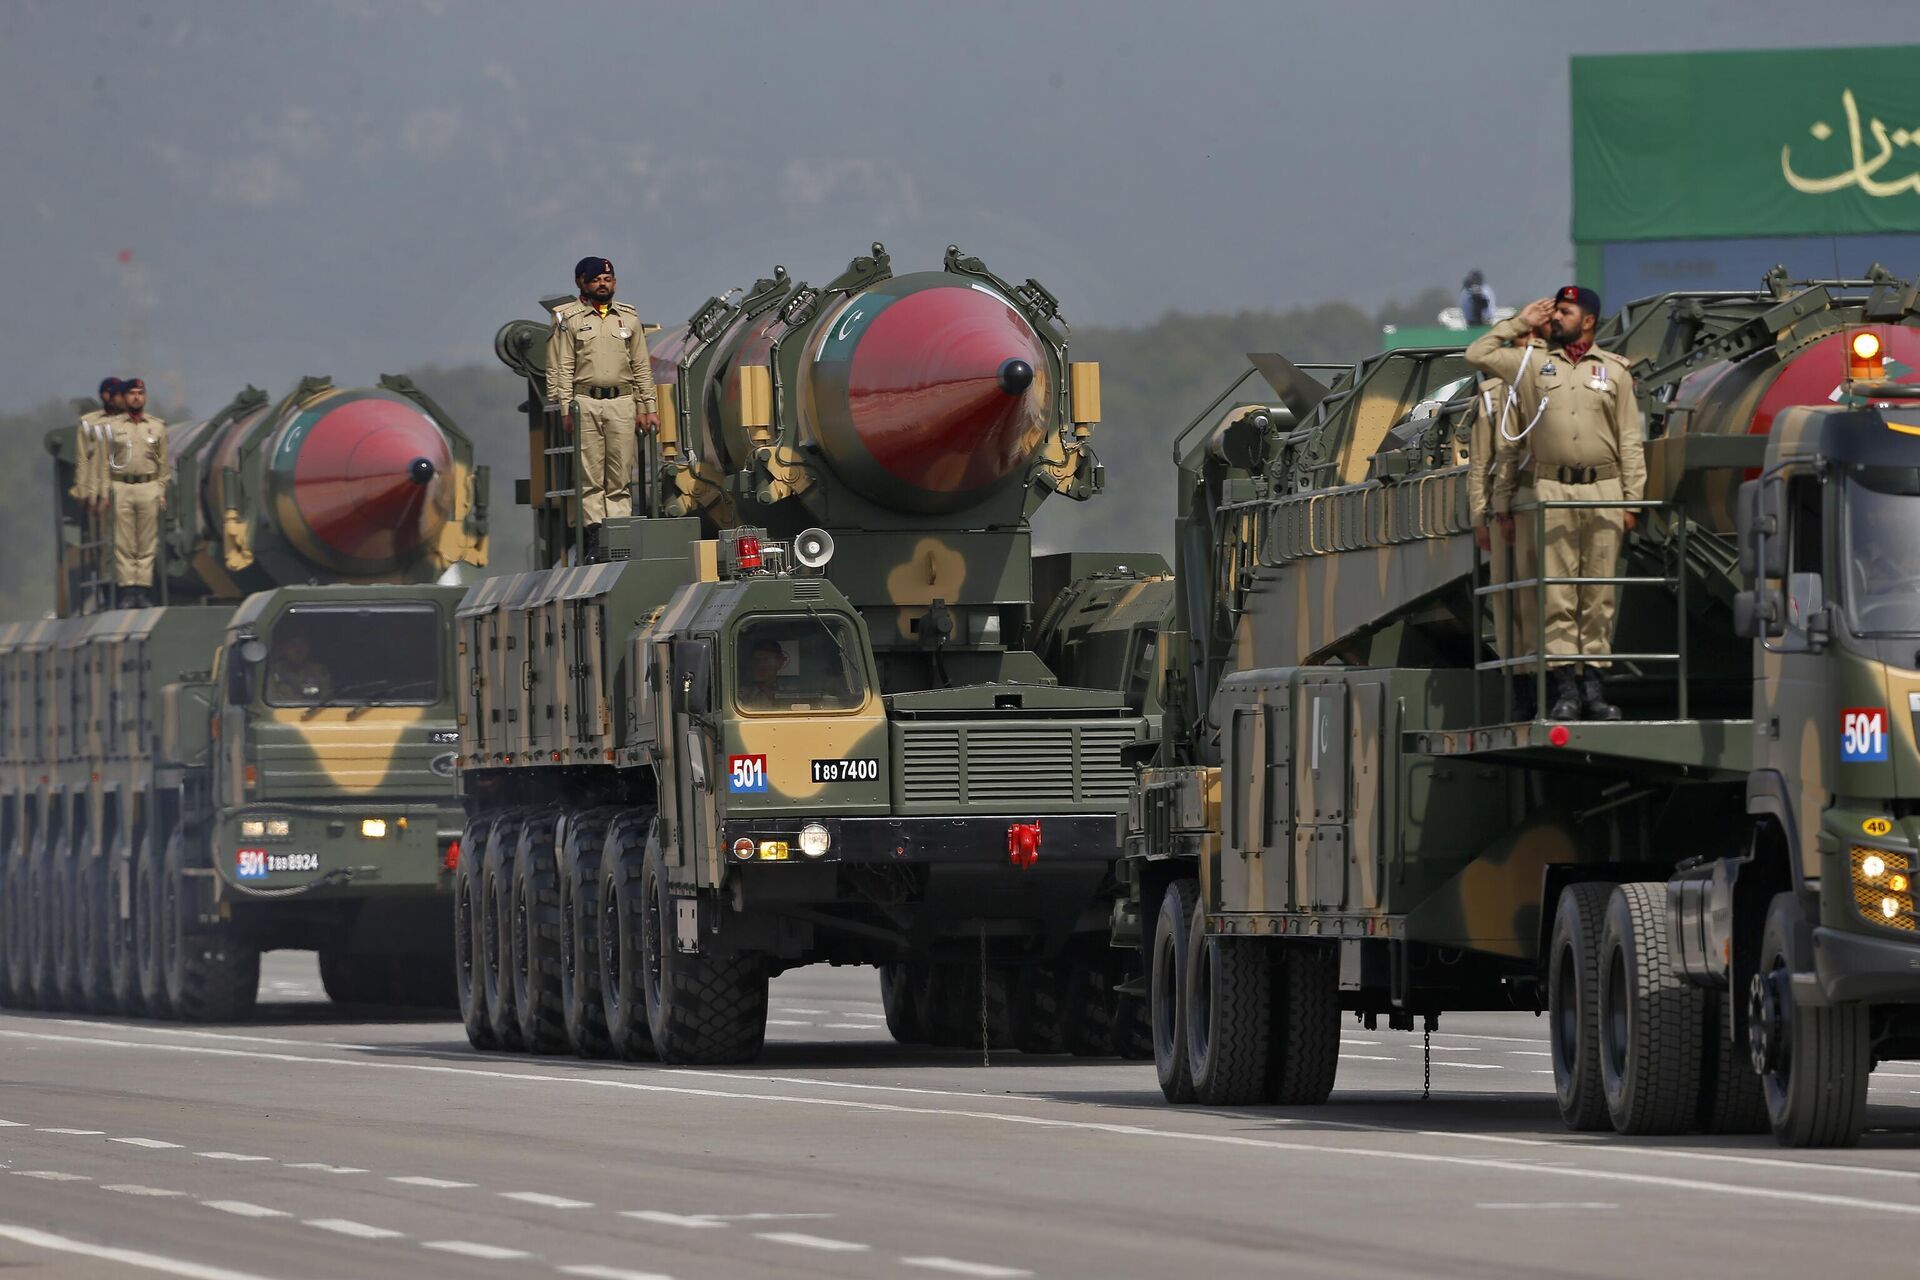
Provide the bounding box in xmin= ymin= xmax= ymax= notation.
xmin=1473 ymin=497 xmax=1691 ymax=723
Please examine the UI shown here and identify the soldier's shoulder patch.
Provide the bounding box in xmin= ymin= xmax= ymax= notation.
xmin=553 ymin=300 xmax=584 ymax=322
xmin=1594 ymin=347 xmax=1632 ymax=368
xmin=610 ymin=300 xmax=638 ymax=315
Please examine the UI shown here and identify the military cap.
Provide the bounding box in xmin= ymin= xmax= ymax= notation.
xmin=97 ymin=376 xmax=123 ymax=397
xmin=575 ymin=256 xmax=614 ymax=281
xmin=1557 ymin=284 xmax=1602 ymax=316
xmin=122 ymin=377 xmax=145 ymax=391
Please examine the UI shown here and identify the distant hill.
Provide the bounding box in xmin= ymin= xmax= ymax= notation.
xmin=0 ymin=290 xmax=1450 ymax=619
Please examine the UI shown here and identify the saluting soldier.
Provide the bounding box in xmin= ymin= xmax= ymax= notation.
xmin=75 ymin=377 xmax=124 ymax=512
xmin=1464 ymin=322 xmax=1546 ymax=719
xmin=1468 ymin=285 xmax=1645 ymax=722
xmin=104 ymin=377 xmax=170 ymax=609
xmin=546 ymin=256 xmax=659 ymax=563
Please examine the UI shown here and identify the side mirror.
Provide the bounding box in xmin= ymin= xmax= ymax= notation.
xmin=1778 ymin=572 xmax=1830 ymax=653
xmin=1735 ymin=480 xmax=1758 ymax=578
xmin=238 ymin=638 xmax=268 ymax=665
xmin=1732 ymin=591 xmax=1756 ymax=639
xmin=671 ymin=639 xmax=712 ymax=715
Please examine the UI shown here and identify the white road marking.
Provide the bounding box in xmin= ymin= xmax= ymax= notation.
xmin=845 ymin=1012 xmax=888 ymax=1020
xmin=1341 ymin=1038 xmax=1382 ymax=1045
xmin=501 ymin=1191 xmax=593 ymax=1208
xmin=114 ymin=1137 xmax=184 ymax=1149
xmin=103 ymin=1185 xmax=186 ymax=1197
xmin=196 ymin=1152 xmax=270 ymax=1162
xmin=201 ymin=1200 xmax=287 ymax=1218
xmin=622 ymin=1210 xmax=725 ymax=1229
xmin=755 ymin=1231 xmax=869 ymax=1251
xmin=0 ymin=1222 xmax=281 ymax=1280
xmin=1510 ymin=1050 xmax=1552 ymax=1057
xmin=1477 ymin=1201 xmax=1618 ymax=1210
xmin=284 ymin=1162 xmax=367 ymax=1173
xmin=17 ymin=1024 xmax=1920 ymax=1214
xmin=0 ymin=1119 xmax=24 ymax=1127
xmin=423 ymin=1240 xmax=532 ymax=1260
xmin=822 ymin=1023 xmax=882 ymax=1030
xmin=1339 ymin=1053 xmax=1396 ymax=1061
xmin=765 ymin=1020 xmax=813 ymax=1027
xmin=777 ymin=1008 xmax=828 ymax=1015
xmin=1434 ymin=1062 xmax=1503 ymax=1070
xmin=390 ymin=1174 xmax=475 ymax=1188
xmin=558 ymin=1267 xmax=673 ymax=1280
xmin=305 ymin=1218 xmax=404 ymax=1239
xmin=38 ymin=1127 xmax=106 ymax=1135
xmin=902 ymin=1258 xmax=1033 ymax=1278
xmin=12 ymin=1170 xmax=90 ymax=1181
xmin=707 ymin=1213 xmax=834 ymax=1222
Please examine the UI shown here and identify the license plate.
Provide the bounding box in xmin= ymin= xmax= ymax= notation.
xmin=758 ymin=842 xmax=789 ymax=861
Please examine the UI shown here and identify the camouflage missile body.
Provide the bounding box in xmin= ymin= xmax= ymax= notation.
xmin=1123 ymin=267 xmax=1920 ymax=1146
xmin=0 ymin=379 xmax=486 ymax=1020
xmin=461 ymin=244 xmax=1171 ymax=1065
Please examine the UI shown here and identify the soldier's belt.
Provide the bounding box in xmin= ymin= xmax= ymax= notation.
xmin=1522 ymin=462 xmax=1619 ymax=485
xmin=112 ymin=473 xmax=158 ymax=484
xmin=580 ymin=385 xmax=629 ymax=400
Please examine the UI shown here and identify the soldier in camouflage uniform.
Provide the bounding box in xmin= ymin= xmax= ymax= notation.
xmin=546 ymin=256 xmax=660 ymax=563
xmin=1465 ymin=324 xmax=1546 ymax=719
xmin=1470 ymin=286 xmax=1644 ymax=721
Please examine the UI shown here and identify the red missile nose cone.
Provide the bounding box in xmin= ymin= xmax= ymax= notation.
xmin=813 ymin=283 xmax=1049 ymax=512
xmin=284 ymin=392 xmax=452 ymax=566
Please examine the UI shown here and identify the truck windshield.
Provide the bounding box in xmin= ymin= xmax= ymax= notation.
xmin=1842 ymin=465 xmax=1920 ymax=636
xmin=264 ymin=604 xmax=441 ymax=707
xmin=733 ymin=615 xmax=867 ymax=713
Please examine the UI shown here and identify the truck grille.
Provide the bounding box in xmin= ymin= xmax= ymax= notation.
xmin=896 ymin=721 xmax=1137 ymax=811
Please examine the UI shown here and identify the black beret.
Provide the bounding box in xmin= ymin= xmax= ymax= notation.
xmin=575 ymin=257 xmax=614 ymax=281
xmin=98 ymin=377 xmax=123 ymax=397
xmin=121 ymin=377 xmax=145 ymax=391
xmin=1557 ymin=284 xmax=1602 ymax=316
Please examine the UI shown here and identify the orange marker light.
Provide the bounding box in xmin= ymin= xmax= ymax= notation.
xmin=1848 ymin=330 xmax=1885 ymax=382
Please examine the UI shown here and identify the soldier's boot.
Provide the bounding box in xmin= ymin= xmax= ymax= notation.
xmin=583 ymin=524 xmax=604 ymax=564
xmin=1510 ymin=675 xmax=1538 ymax=722
xmin=1579 ymin=666 xmax=1622 ymax=722
xmin=1547 ymin=667 xmax=1583 ymax=722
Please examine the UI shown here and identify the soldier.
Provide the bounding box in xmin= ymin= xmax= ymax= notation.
xmin=1465 ymin=321 xmax=1547 ymax=719
xmin=1469 ymin=286 xmax=1644 ymax=722
xmin=74 ymin=377 xmax=123 ymax=511
xmin=738 ymin=637 xmax=790 ymax=710
xmin=266 ymin=632 xmax=332 ymax=706
xmin=104 ymin=377 xmax=170 ymax=609
xmin=546 ymin=256 xmax=659 ymax=563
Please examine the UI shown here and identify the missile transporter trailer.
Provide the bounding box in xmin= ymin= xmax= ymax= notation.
xmin=1120 ymin=268 xmax=1920 ymax=1146
xmin=0 ymin=376 xmax=489 ymax=1020
xmin=456 ymin=244 xmax=1171 ymax=1064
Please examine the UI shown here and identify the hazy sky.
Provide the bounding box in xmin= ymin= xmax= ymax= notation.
xmin=6 ymin=0 xmax=1920 ymax=414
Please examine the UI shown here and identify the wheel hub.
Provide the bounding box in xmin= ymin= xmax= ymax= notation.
xmin=1748 ymin=967 xmax=1790 ymax=1075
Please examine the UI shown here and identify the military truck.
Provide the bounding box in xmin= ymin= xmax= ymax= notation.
xmin=456 ymin=244 xmax=1167 ymax=1064
xmin=1120 ymin=267 xmax=1920 ymax=1147
xmin=0 ymin=376 xmax=488 ymax=1020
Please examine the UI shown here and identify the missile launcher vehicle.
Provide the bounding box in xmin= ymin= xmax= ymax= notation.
xmin=458 ymin=244 xmax=1169 ymax=1064
xmin=0 ymin=376 xmax=488 ymax=1020
xmin=1120 ymin=266 xmax=1920 ymax=1146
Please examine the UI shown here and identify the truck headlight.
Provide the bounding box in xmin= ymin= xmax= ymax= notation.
xmin=240 ymin=819 xmax=265 ymax=838
xmin=360 ymin=818 xmax=389 ymax=839
xmin=266 ymin=818 xmax=291 ymax=837
xmin=798 ymin=823 xmax=830 ymax=858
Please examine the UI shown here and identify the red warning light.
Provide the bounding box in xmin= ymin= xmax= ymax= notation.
xmin=736 ymin=536 xmax=762 ymax=570
xmin=443 ymin=839 xmax=461 ymax=871
xmin=1007 ymin=822 xmax=1042 ymax=869
xmin=1549 ymin=725 xmax=1571 ymax=747
xmin=117 ymin=249 xmax=134 ymax=264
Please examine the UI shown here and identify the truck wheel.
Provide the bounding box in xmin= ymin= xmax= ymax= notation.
xmin=160 ymin=830 xmax=259 ymax=1022
xmin=454 ymin=815 xmax=495 ymax=1047
xmin=510 ymin=813 xmax=568 ymax=1052
xmin=106 ymin=836 xmax=144 ymax=1015
xmin=1596 ymin=882 xmax=1705 ymax=1134
xmin=1186 ymin=924 xmax=1272 ymax=1105
xmin=135 ymin=836 xmax=171 ymax=1017
xmin=1108 ymin=951 xmax=1155 ymax=1060
xmin=318 ymin=950 xmax=385 ymax=1005
xmin=1696 ymin=989 xmax=1768 ymax=1134
xmin=1151 ymin=878 xmax=1199 ymax=1102
xmin=1267 ymin=943 xmax=1340 ymax=1105
xmin=1750 ymin=893 xmax=1868 ymax=1147
xmin=559 ymin=807 xmax=618 ymax=1058
xmin=598 ymin=814 xmax=656 ymax=1061
xmin=482 ymin=812 xmax=524 ymax=1049
xmin=1065 ymin=949 xmax=1117 ymax=1056
xmin=1548 ymin=881 xmax=1614 ymax=1130
xmin=639 ymin=830 xmax=767 ymax=1065
xmin=74 ymin=856 xmax=114 ymax=1013
xmin=880 ymin=963 xmax=928 ymax=1044
xmin=1011 ymin=962 xmax=1067 ymax=1054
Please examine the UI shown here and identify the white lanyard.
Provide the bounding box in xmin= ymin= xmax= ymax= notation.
xmin=1497 ymin=344 xmax=1550 ymax=443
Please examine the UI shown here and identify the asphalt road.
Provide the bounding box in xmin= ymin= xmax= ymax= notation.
xmin=6 ymin=955 xmax=1920 ymax=1279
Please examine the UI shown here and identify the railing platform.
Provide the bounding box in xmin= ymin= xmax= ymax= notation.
xmin=1405 ymin=717 xmax=1752 ymax=779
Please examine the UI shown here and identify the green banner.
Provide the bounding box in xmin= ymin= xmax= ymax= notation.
xmin=1572 ymin=47 xmax=1920 ymax=241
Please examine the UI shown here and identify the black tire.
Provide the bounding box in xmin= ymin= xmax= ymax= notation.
xmin=106 ymin=833 xmax=144 ymax=1016
xmin=1011 ymin=961 xmax=1068 ymax=1054
xmin=1751 ymin=893 xmax=1868 ymax=1147
xmin=639 ymin=828 xmax=767 ymax=1064
xmin=134 ymin=833 xmax=171 ymax=1017
xmin=1697 ymin=989 xmax=1769 ymax=1134
xmin=510 ymin=812 xmax=568 ymax=1052
xmin=924 ymin=963 xmax=983 ymax=1049
xmin=1108 ymin=951 xmax=1155 ymax=1061
xmin=598 ymin=814 xmax=656 ymax=1061
xmin=24 ymin=826 xmax=53 ymax=1008
xmin=482 ymin=812 xmax=524 ymax=1049
xmin=1065 ymin=950 xmax=1117 ymax=1056
xmin=1597 ymin=882 xmax=1706 ymax=1134
xmin=1267 ymin=943 xmax=1341 ymax=1105
xmin=318 ymin=949 xmax=387 ymax=1005
xmin=74 ymin=856 xmax=114 ymax=1014
xmin=160 ymin=830 xmax=259 ymax=1022
xmin=880 ymin=962 xmax=928 ymax=1045
xmin=49 ymin=843 xmax=76 ymax=1009
xmin=560 ymin=807 xmax=618 ymax=1058
xmin=1186 ymin=919 xmax=1273 ymax=1105
xmin=1151 ymin=878 xmax=1199 ymax=1102
xmin=454 ymin=815 xmax=495 ymax=1047
xmin=1548 ymin=881 xmax=1614 ymax=1131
